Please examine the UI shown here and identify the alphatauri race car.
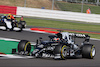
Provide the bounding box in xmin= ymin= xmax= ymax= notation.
xmin=16 ymin=32 xmax=96 ymax=60
xmin=0 ymin=16 xmax=26 ymax=32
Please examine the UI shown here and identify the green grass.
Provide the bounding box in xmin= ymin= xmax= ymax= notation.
xmin=21 ymin=18 xmax=100 ymax=32
xmin=0 ymin=40 xmax=18 ymax=54
xmin=56 ymin=2 xmax=100 ymax=14
xmin=0 ymin=40 xmax=35 ymax=54
xmin=17 ymin=17 xmax=100 ymax=39
xmin=88 ymin=34 xmax=100 ymax=39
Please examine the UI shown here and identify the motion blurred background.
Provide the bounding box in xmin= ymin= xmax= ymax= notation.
xmin=0 ymin=0 xmax=100 ymax=14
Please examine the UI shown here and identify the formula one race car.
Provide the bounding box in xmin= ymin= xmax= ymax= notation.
xmin=0 ymin=16 xmax=26 ymax=32
xmin=17 ymin=32 xmax=96 ymax=60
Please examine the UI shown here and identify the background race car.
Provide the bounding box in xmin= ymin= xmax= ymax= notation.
xmin=0 ymin=15 xmax=26 ymax=32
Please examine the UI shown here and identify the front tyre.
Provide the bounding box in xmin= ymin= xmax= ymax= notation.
xmin=82 ymin=44 xmax=96 ymax=59
xmin=18 ymin=40 xmax=31 ymax=55
xmin=61 ymin=45 xmax=67 ymax=59
xmin=54 ymin=44 xmax=67 ymax=60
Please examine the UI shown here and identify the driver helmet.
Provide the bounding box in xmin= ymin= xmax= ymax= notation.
xmin=7 ymin=13 xmax=12 ymax=19
xmin=53 ymin=37 xmax=60 ymax=42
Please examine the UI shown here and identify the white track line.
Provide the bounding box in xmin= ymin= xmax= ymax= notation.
xmin=0 ymin=37 xmax=20 ymax=42
xmin=90 ymin=38 xmax=100 ymax=41
xmin=0 ymin=54 xmax=33 ymax=59
xmin=0 ymin=37 xmax=36 ymax=45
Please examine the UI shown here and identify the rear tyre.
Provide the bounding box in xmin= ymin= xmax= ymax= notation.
xmin=82 ymin=44 xmax=96 ymax=59
xmin=54 ymin=44 xmax=67 ymax=60
xmin=20 ymin=21 xmax=26 ymax=28
xmin=17 ymin=23 xmax=23 ymax=32
xmin=18 ymin=40 xmax=31 ymax=55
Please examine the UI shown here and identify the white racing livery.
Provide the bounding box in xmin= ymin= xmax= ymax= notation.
xmin=0 ymin=16 xmax=26 ymax=32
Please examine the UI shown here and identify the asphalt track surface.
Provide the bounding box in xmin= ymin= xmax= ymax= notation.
xmin=0 ymin=29 xmax=100 ymax=67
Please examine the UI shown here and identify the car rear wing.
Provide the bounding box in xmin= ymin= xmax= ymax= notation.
xmin=13 ymin=15 xmax=22 ymax=18
xmin=69 ymin=33 xmax=90 ymax=42
xmin=69 ymin=33 xmax=90 ymax=38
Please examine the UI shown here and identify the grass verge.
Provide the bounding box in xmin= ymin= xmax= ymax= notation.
xmin=56 ymin=1 xmax=100 ymax=14
xmin=17 ymin=17 xmax=100 ymax=39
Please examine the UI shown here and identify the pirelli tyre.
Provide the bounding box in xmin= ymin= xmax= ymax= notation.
xmin=82 ymin=44 xmax=96 ymax=59
xmin=18 ymin=40 xmax=31 ymax=55
xmin=17 ymin=23 xmax=23 ymax=32
xmin=54 ymin=44 xmax=67 ymax=60
xmin=19 ymin=21 xmax=26 ymax=28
